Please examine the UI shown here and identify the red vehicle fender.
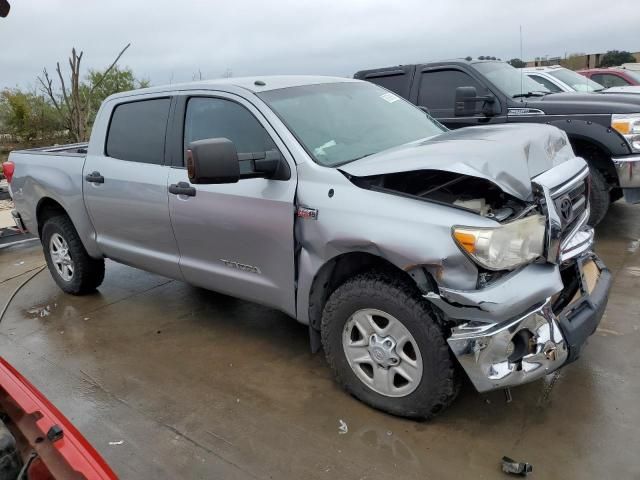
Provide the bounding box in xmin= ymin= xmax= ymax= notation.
xmin=0 ymin=357 xmax=118 ymax=479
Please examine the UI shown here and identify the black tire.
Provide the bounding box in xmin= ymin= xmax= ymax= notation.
xmin=321 ymin=272 xmax=459 ymax=420
xmin=41 ymin=215 xmax=105 ymax=295
xmin=588 ymin=167 xmax=609 ymax=226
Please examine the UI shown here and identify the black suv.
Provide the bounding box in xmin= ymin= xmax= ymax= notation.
xmin=355 ymin=59 xmax=640 ymax=224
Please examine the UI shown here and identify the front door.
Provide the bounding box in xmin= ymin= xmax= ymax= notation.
xmin=83 ymin=97 xmax=182 ymax=279
xmin=167 ymin=94 xmax=297 ymax=315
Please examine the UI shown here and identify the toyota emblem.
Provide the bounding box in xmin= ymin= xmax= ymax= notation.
xmin=559 ymin=197 xmax=573 ymax=222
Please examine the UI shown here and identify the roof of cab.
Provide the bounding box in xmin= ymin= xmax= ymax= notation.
xmin=106 ymin=75 xmax=357 ymax=101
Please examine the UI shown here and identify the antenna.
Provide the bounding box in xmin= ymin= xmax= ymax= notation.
xmin=519 ymin=25 xmax=524 ymax=100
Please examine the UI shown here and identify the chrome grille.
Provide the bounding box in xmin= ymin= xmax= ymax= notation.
xmin=552 ymin=178 xmax=588 ymax=239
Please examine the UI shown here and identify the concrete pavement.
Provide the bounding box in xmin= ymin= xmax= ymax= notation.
xmin=0 ymin=201 xmax=638 ymax=479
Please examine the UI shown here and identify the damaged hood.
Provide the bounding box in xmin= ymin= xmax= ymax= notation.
xmin=340 ymin=123 xmax=575 ymax=200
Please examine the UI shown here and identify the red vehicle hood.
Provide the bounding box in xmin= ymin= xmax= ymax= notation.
xmin=0 ymin=357 xmax=117 ymax=479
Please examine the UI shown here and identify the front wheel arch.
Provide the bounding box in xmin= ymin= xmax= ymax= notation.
xmin=306 ymin=252 xmax=437 ymax=349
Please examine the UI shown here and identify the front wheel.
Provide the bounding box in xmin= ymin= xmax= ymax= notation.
xmin=42 ymin=215 xmax=105 ymax=295
xmin=321 ymin=273 xmax=459 ymax=419
xmin=587 ymin=167 xmax=609 ymax=226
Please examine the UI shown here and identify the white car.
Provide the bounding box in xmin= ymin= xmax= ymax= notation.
xmin=524 ymin=65 xmax=640 ymax=95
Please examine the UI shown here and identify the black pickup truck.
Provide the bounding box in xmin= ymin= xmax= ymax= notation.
xmin=355 ymin=58 xmax=640 ymax=224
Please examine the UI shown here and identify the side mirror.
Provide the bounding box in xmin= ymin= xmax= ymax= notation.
xmin=186 ymin=138 xmax=291 ymax=184
xmin=454 ymin=86 xmax=496 ymax=117
xmin=187 ymin=138 xmax=240 ymax=184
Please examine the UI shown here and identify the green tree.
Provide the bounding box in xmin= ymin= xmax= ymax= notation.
xmin=38 ymin=44 xmax=132 ymax=142
xmin=508 ymin=58 xmax=526 ymax=68
xmin=82 ymin=66 xmax=150 ymax=126
xmin=599 ymin=50 xmax=636 ymax=68
xmin=0 ymin=89 xmax=62 ymax=141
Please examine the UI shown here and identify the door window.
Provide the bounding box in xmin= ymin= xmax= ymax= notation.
xmin=418 ymin=70 xmax=484 ymax=116
xmin=106 ymin=98 xmax=171 ymax=164
xmin=364 ymin=72 xmax=412 ymax=98
xmin=591 ymin=73 xmax=630 ymax=88
xmin=184 ymin=97 xmax=277 ymax=163
xmin=528 ymin=74 xmax=563 ymax=93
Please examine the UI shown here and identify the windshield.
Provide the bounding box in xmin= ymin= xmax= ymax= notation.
xmin=258 ymin=82 xmax=445 ymax=166
xmin=474 ymin=61 xmax=551 ymax=98
xmin=548 ymin=68 xmax=604 ymax=92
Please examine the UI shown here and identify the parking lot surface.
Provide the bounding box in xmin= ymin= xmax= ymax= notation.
xmin=0 ymin=202 xmax=639 ymax=479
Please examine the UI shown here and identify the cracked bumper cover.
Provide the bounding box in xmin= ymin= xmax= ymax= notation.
xmin=426 ymin=253 xmax=611 ymax=393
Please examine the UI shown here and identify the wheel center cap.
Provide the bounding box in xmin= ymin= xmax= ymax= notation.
xmin=371 ymin=347 xmax=386 ymax=363
xmin=368 ymin=334 xmax=398 ymax=367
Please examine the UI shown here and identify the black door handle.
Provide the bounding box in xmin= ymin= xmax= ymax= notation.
xmin=85 ymin=171 xmax=104 ymax=184
xmin=169 ymin=182 xmax=196 ymax=197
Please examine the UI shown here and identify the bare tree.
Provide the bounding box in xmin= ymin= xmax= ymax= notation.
xmin=38 ymin=43 xmax=130 ymax=142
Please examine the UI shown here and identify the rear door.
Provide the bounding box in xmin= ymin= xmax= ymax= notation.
xmin=83 ymin=97 xmax=182 ymax=279
xmin=167 ymin=93 xmax=297 ymax=315
xmin=412 ymin=66 xmax=506 ymax=129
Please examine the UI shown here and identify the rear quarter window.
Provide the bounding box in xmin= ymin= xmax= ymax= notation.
xmin=106 ymin=98 xmax=171 ymax=165
xmin=366 ymin=74 xmax=410 ymax=98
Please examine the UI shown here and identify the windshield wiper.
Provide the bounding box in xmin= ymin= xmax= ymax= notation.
xmin=512 ymin=91 xmax=549 ymax=98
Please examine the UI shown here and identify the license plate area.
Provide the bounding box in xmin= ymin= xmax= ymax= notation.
xmin=551 ymin=255 xmax=601 ymax=314
xmin=567 ymin=256 xmax=601 ymax=306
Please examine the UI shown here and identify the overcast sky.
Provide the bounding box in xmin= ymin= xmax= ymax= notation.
xmin=1 ymin=0 xmax=638 ymax=90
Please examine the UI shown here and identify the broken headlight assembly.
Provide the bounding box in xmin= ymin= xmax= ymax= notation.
xmin=452 ymin=214 xmax=546 ymax=271
xmin=611 ymin=113 xmax=640 ymax=152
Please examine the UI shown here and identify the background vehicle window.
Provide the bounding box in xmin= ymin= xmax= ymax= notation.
xmin=106 ymin=98 xmax=171 ymax=165
xmin=418 ymin=70 xmax=484 ymax=115
xmin=592 ymin=73 xmax=630 ymax=87
xmin=365 ymin=73 xmax=411 ymax=98
xmin=184 ymin=97 xmax=277 ymax=161
xmin=528 ymin=74 xmax=563 ymax=93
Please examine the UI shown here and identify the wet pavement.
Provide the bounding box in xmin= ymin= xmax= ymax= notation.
xmin=0 ymin=202 xmax=639 ymax=479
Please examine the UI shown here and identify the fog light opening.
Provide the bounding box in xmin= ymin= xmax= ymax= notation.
xmin=508 ymin=330 xmax=535 ymax=367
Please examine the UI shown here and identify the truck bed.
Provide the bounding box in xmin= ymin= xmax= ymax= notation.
xmin=15 ymin=142 xmax=88 ymax=156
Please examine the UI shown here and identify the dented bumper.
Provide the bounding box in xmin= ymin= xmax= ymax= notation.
xmin=426 ymin=254 xmax=611 ymax=392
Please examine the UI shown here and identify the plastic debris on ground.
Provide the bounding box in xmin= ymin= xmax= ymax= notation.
xmin=501 ymin=456 xmax=533 ymax=476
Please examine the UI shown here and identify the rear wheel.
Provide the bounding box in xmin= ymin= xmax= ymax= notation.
xmin=321 ymin=272 xmax=459 ymax=419
xmin=42 ymin=215 xmax=105 ymax=295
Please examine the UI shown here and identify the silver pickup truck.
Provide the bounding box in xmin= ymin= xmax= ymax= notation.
xmin=4 ymin=76 xmax=612 ymax=419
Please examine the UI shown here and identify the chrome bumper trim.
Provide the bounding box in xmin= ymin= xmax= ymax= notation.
xmin=613 ymin=154 xmax=640 ymax=189
xmin=558 ymin=208 xmax=592 ymax=262
xmin=560 ymin=227 xmax=594 ymax=262
xmin=446 ymin=299 xmax=568 ymax=392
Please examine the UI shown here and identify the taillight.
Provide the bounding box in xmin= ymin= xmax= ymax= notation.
xmin=1 ymin=161 xmax=14 ymax=183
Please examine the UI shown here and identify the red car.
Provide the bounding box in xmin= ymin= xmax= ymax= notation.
xmin=579 ymin=68 xmax=640 ymax=88
xmin=0 ymin=357 xmax=117 ymax=479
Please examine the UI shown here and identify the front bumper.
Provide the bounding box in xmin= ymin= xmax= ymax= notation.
xmin=613 ymin=154 xmax=640 ymax=203
xmin=426 ymin=253 xmax=611 ymax=392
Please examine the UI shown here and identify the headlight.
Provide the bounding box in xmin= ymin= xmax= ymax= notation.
xmin=612 ymin=113 xmax=640 ymax=152
xmin=452 ymin=214 xmax=546 ymax=271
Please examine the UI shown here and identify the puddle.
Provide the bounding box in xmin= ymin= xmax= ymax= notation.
xmin=625 ymin=266 xmax=640 ymax=277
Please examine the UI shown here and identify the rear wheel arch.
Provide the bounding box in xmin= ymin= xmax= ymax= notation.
xmin=36 ymin=197 xmax=68 ymax=238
